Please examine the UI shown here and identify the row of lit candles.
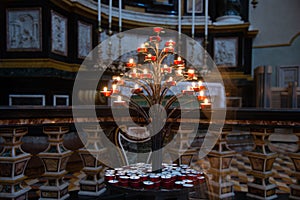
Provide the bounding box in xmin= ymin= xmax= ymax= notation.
xmin=127 ymin=56 xmax=184 ymax=69
xmin=100 ymin=81 xmax=211 ymax=109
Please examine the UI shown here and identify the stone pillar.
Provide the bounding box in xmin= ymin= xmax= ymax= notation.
xmin=78 ymin=125 xmax=107 ymax=197
xmin=255 ymin=66 xmax=272 ymax=108
xmin=38 ymin=126 xmax=72 ymax=200
xmin=207 ymin=127 xmax=236 ymax=200
xmin=288 ymin=128 xmax=300 ymax=199
xmin=244 ymin=128 xmax=278 ymax=200
xmin=0 ymin=127 xmax=31 ymax=200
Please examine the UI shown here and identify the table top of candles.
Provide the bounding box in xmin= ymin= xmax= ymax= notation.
xmin=104 ymin=163 xmax=206 ymax=191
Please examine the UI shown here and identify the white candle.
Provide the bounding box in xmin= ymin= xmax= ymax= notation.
xmin=103 ymin=87 xmax=107 ymax=92
xmin=178 ymin=0 xmax=181 ymax=34
xmin=205 ymin=0 xmax=208 ymax=37
xmin=119 ymin=0 xmax=122 ymax=32
xmin=192 ymin=0 xmax=195 ymax=38
xmin=109 ymin=0 xmax=112 ymax=25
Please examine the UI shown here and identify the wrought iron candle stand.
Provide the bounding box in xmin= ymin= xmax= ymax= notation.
xmin=38 ymin=126 xmax=72 ymax=200
xmin=0 ymin=127 xmax=31 ymax=200
xmin=78 ymin=125 xmax=107 ymax=197
xmin=100 ymin=27 xmax=209 ymax=172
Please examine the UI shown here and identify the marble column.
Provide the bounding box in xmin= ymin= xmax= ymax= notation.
xmin=38 ymin=126 xmax=72 ymax=200
xmin=207 ymin=127 xmax=236 ymax=200
xmin=0 ymin=127 xmax=31 ymax=200
xmin=244 ymin=128 xmax=278 ymax=200
xmin=78 ymin=125 xmax=107 ymax=197
xmin=288 ymin=128 xmax=300 ymax=199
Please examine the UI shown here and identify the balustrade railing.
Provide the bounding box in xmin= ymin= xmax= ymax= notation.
xmin=0 ymin=107 xmax=299 ymax=200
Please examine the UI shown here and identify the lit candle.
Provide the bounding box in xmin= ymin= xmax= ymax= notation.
xmin=188 ymin=69 xmax=195 ymax=78
xmin=101 ymin=86 xmax=112 ymax=97
xmin=161 ymin=64 xmax=172 ymax=73
xmin=112 ymin=84 xmax=119 ymax=94
xmin=132 ymin=84 xmax=143 ymax=94
xmin=165 ymin=40 xmax=176 ymax=47
xmin=201 ymin=98 xmax=211 ymax=109
xmin=177 ymin=69 xmax=183 ymax=76
xmin=113 ymin=95 xmax=126 ymax=106
xmin=174 ymin=56 xmax=184 ymax=66
xmin=126 ymin=58 xmax=136 ymax=68
xmin=119 ymin=0 xmax=122 ymax=32
xmin=198 ymin=90 xmax=205 ymax=101
xmin=198 ymin=80 xmax=205 ymax=90
xmin=137 ymin=44 xmax=147 ymax=53
xmin=166 ymin=77 xmax=176 ymax=86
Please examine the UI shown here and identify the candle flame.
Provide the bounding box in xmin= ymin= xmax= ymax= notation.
xmin=134 ymin=84 xmax=139 ymax=89
xmin=198 ymin=80 xmax=202 ymax=86
xmin=188 ymin=69 xmax=195 ymax=74
xmin=168 ymin=77 xmax=173 ymax=82
xmin=204 ymin=98 xmax=209 ymax=104
xmin=164 ymin=64 xmax=168 ymax=68
xmin=129 ymin=58 xmax=134 ymax=63
xmin=200 ymin=90 xmax=204 ymax=96
xmin=178 ymin=56 xmax=181 ymax=61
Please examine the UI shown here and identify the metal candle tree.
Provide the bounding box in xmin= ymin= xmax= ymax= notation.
xmin=101 ymin=27 xmax=210 ymax=172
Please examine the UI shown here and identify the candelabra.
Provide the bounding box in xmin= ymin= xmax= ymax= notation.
xmin=100 ymin=27 xmax=211 ymax=172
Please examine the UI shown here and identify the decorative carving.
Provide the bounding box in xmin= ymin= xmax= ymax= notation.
xmin=214 ymin=37 xmax=238 ymax=67
xmin=78 ymin=21 xmax=92 ymax=59
xmin=7 ymin=8 xmax=41 ymax=51
xmin=51 ymin=10 xmax=67 ymax=56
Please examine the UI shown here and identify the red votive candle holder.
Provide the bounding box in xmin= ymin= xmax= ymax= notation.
xmin=149 ymin=174 xmax=160 ymax=182
xmin=153 ymin=27 xmax=163 ymax=33
xmin=105 ymin=174 xmax=115 ymax=182
xmin=130 ymin=175 xmax=141 ymax=188
xmin=143 ymin=181 xmax=154 ymax=189
xmin=140 ymin=174 xmax=148 ymax=182
xmin=137 ymin=47 xmax=148 ymax=53
xmin=150 ymin=36 xmax=161 ymax=42
xmin=119 ymin=176 xmax=129 ymax=187
xmin=175 ymin=181 xmax=184 ymax=189
xmin=108 ymin=179 xmax=119 ymax=186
